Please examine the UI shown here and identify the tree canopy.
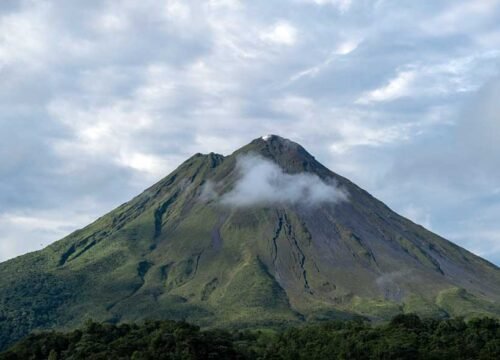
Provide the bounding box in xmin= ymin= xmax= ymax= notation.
xmin=1 ymin=315 xmax=499 ymax=359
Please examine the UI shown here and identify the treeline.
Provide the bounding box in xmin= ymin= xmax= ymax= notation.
xmin=1 ymin=314 xmax=499 ymax=359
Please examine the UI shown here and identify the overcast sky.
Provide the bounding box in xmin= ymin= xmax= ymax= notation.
xmin=1 ymin=0 xmax=500 ymax=265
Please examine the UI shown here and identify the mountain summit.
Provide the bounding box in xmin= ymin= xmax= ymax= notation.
xmin=1 ymin=135 xmax=499 ymax=349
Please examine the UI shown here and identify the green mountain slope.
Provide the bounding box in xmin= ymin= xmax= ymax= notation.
xmin=1 ymin=135 xmax=499 ymax=350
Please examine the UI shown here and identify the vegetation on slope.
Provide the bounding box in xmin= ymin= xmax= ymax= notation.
xmin=1 ymin=136 xmax=499 ymax=352
xmin=1 ymin=314 xmax=499 ymax=360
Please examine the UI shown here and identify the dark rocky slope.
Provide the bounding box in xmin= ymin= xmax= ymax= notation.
xmin=1 ymin=135 xmax=499 ymax=350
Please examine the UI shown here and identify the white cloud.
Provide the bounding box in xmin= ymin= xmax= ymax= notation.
xmin=286 ymin=38 xmax=361 ymax=84
xmin=0 ymin=211 xmax=95 ymax=262
xmin=271 ymin=95 xmax=434 ymax=154
xmin=329 ymin=122 xmax=414 ymax=154
xmin=357 ymin=70 xmax=416 ymax=104
xmin=476 ymin=29 xmax=500 ymax=48
xmin=165 ymin=0 xmax=191 ymax=22
xmin=272 ymin=95 xmax=315 ymax=119
xmin=335 ymin=38 xmax=360 ymax=55
xmin=47 ymin=98 xmax=176 ymax=178
xmin=422 ymin=0 xmax=500 ymax=35
xmin=448 ymin=230 xmax=500 ymax=261
xmin=208 ymin=0 xmax=241 ymax=9
xmin=302 ymin=0 xmax=352 ymax=13
xmin=121 ymin=152 xmax=170 ymax=174
xmin=260 ymin=21 xmax=298 ymax=45
xmin=357 ymin=52 xmax=500 ymax=105
xmin=219 ymin=154 xmax=348 ymax=207
xmin=401 ymin=204 xmax=432 ymax=229
xmin=93 ymin=12 xmax=129 ymax=32
xmin=0 ymin=3 xmax=50 ymax=68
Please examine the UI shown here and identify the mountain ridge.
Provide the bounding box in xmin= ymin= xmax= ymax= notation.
xmin=0 ymin=135 xmax=499 ymax=350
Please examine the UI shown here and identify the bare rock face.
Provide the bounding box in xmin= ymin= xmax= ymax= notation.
xmin=1 ymin=135 xmax=499 ymax=350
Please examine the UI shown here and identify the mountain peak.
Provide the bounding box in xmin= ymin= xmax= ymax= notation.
xmin=260 ymin=134 xmax=288 ymax=142
xmin=232 ymin=134 xmax=323 ymax=175
xmin=1 ymin=136 xmax=499 ymax=350
xmin=258 ymin=134 xmax=295 ymax=145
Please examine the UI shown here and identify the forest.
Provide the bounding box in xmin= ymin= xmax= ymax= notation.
xmin=1 ymin=314 xmax=499 ymax=359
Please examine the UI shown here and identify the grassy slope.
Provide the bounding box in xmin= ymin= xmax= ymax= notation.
xmin=0 ymin=136 xmax=499 ymax=350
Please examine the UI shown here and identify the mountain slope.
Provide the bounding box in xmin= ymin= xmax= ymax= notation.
xmin=1 ymin=135 xmax=499 ymax=350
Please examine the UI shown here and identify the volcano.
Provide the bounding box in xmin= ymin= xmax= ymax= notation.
xmin=1 ymin=135 xmax=499 ymax=349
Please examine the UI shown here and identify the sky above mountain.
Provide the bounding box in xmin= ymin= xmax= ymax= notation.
xmin=1 ymin=0 xmax=499 ymax=265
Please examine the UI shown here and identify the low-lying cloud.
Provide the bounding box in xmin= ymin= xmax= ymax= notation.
xmin=208 ymin=154 xmax=348 ymax=207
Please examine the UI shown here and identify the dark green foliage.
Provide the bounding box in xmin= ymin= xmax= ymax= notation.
xmin=1 ymin=320 xmax=242 ymax=360
xmin=2 ymin=315 xmax=499 ymax=360
xmin=0 ymin=272 xmax=74 ymax=350
xmin=257 ymin=315 xmax=500 ymax=360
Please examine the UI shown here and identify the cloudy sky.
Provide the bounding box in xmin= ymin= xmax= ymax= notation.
xmin=1 ymin=0 xmax=500 ymax=265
